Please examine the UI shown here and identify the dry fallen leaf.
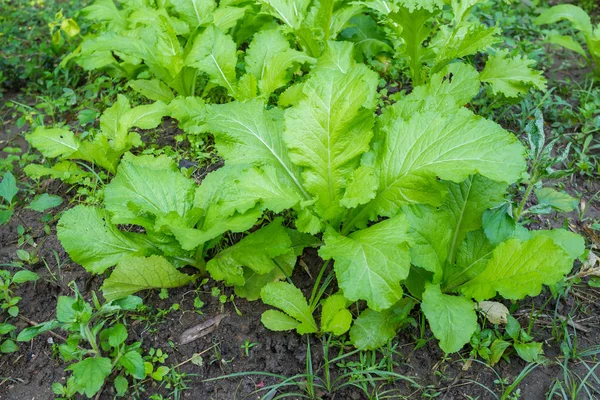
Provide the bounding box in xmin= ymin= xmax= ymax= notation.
xmin=179 ymin=314 xmax=229 ymax=345
xmin=478 ymin=301 xmax=509 ymax=325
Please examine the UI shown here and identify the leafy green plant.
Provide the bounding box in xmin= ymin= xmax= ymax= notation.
xmin=0 ymin=268 xmax=39 ymax=353
xmin=54 ymin=42 xmax=583 ymax=356
xmin=535 ymin=4 xmax=600 ymax=76
xmin=18 ymin=286 xmax=168 ymax=398
xmin=0 ymin=172 xmax=19 ymax=224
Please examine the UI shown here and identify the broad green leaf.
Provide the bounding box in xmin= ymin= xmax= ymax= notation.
xmin=83 ymin=0 xmax=127 ymax=30
xmin=26 ymin=127 xmax=80 ymax=159
xmin=259 ymin=0 xmax=311 ymax=29
xmin=56 ymin=296 xmax=77 ymax=323
xmin=119 ymin=350 xmax=146 ymax=379
xmin=534 ymin=4 xmax=593 ymax=35
xmin=482 ymin=203 xmax=516 ymax=245
xmin=320 ymin=294 xmax=352 ymax=335
xmin=101 ymin=255 xmax=197 ymax=301
xmin=534 ymin=187 xmax=578 ymax=213
xmin=12 ymin=270 xmax=39 ymax=284
xmin=0 ymin=210 xmax=12 ymax=225
xmin=24 ymin=161 xmax=89 ymax=184
xmin=340 ymin=14 xmax=393 ymax=59
xmin=114 ymin=376 xmax=128 ymax=397
xmin=234 ymin=251 xmax=296 ymax=301
xmin=480 ymin=50 xmax=547 ymax=98
xmin=460 ymin=236 xmax=574 ymax=301
xmin=213 ymin=5 xmax=249 ymax=32
xmin=0 ymin=324 xmax=16 ymax=335
xmin=168 ymin=96 xmax=207 ymax=134
xmin=104 ymin=153 xmax=197 ymax=230
xmin=261 ymin=281 xmax=317 ymax=334
xmin=489 ymin=339 xmax=511 ymax=365
xmin=101 ymin=323 xmax=128 ymax=348
xmin=129 ymin=79 xmax=175 ymax=102
xmin=186 ymin=25 xmax=238 ymax=96
xmin=207 ymin=219 xmax=292 ymax=286
xmin=404 ymin=205 xmax=452 ymax=280
xmin=392 ymin=63 xmax=480 ymax=118
xmin=205 ymin=99 xmax=309 ymax=199
xmin=514 ymin=342 xmax=543 ymax=363
xmin=519 ymin=229 xmax=585 ymax=260
xmin=245 ymin=28 xmax=315 ymax=98
xmin=319 ymin=215 xmax=412 ymax=311
xmin=349 ymin=308 xmax=397 ymax=350
xmin=27 ymin=194 xmax=63 ymax=212
xmin=0 ymin=172 xmax=18 ymax=204
xmin=120 ymin=101 xmax=169 ymax=130
xmin=348 ymin=108 xmax=526 ymax=229
xmin=444 ymin=230 xmax=494 ymax=289
xmin=261 ymin=309 xmax=300 ymax=331
xmin=66 ymin=357 xmax=112 ymax=398
xmin=99 ymin=95 xmax=133 ymax=151
xmin=432 ymin=22 xmax=501 ymax=72
xmin=421 ymin=283 xmax=477 ymax=353
xmin=17 ymin=320 xmax=61 ymax=342
xmin=284 ymin=64 xmax=378 ymax=221
xmin=58 ymin=206 xmax=156 ymax=274
xmin=1 ymin=340 xmax=18 ymax=353
xmin=169 ymin=0 xmax=216 ymax=28
xmin=340 ymin=165 xmax=378 ymax=208
xmin=546 ymin=31 xmax=588 ymax=58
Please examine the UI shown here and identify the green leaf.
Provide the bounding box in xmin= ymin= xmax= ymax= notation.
xmin=482 ymin=203 xmax=516 ymax=245
xmin=12 ymin=270 xmax=39 ymax=284
xmin=320 ymin=294 xmax=352 ymax=335
xmin=530 ymin=229 xmax=585 ymax=260
xmin=56 ymin=296 xmax=77 ymax=323
xmin=0 ymin=172 xmax=18 ymax=204
xmin=349 ymin=308 xmax=397 ymax=350
xmin=349 ymin=107 xmax=525 ymax=230
xmin=170 ymin=0 xmax=216 ymax=29
xmin=534 ymin=4 xmax=593 ymax=34
xmin=24 ymin=161 xmax=89 ymax=184
xmin=260 ymin=0 xmax=311 ymax=30
xmin=261 ymin=281 xmax=317 ymax=334
xmin=514 ymin=342 xmax=543 ymax=363
xmin=57 ymin=206 xmax=155 ymax=274
xmin=102 ymin=323 xmax=127 ymax=348
xmin=67 ymin=357 xmax=112 ymax=398
xmin=104 ymin=153 xmax=197 ymax=230
xmin=186 ymin=25 xmax=238 ymax=96
xmin=480 ymin=50 xmax=547 ymax=98
xmin=17 ymin=320 xmax=61 ymax=342
xmin=245 ymin=28 xmax=315 ymax=98
xmin=444 ymin=230 xmax=494 ymax=289
xmin=26 ymin=127 xmax=80 ymax=159
xmin=0 ymin=209 xmax=12 ymax=225
xmin=534 ymin=187 xmax=578 ymax=213
xmin=114 ymin=375 xmax=128 ymax=396
xmin=119 ymin=351 xmax=146 ymax=379
xmin=460 ymin=236 xmax=574 ymax=301
xmin=340 ymin=14 xmax=393 ymax=59
xmin=101 ymin=255 xmax=197 ymax=301
xmin=207 ymin=219 xmax=292 ymax=286
xmin=261 ymin=309 xmax=300 ymax=331
xmin=319 ymin=215 xmax=412 ymax=311
xmin=489 ymin=339 xmax=511 ymax=365
xmin=27 ymin=193 xmax=63 ymax=212
xmin=205 ymin=99 xmax=309 ymax=200
xmin=0 ymin=323 xmax=16 ymax=335
xmin=129 ymin=79 xmax=175 ymax=103
xmin=421 ymin=283 xmax=477 ymax=353
xmin=1 ymin=339 xmax=18 ymax=353
xmin=284 ymin=63 xmax=378 ymax=221
xmin=234 ymin=251 xmax=296 ymax=301
xmin=546 ymin=31 xmax=588 ymax=58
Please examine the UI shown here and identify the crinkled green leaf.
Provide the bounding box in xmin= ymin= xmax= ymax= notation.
xmin=104 ymin=153 xmax=197 ymax=230
xmin=245 ymin=28 xmax=315 ymax=98
xmin=432 ymin=22 xmax=501 ymax=70
xmin=480 ymin=50 xmax=547 ymax=98
xmin=207 ymin=219 xmax=292 ymax=286
xmin=101 ymin=255 xmax=197 ymax=301
xmin=460 ymin=236 xmax=574 ymax=301
xmin=422 ymin=283 xmax=477 ymax=353
xmin=261 ymin=281 xmax=317 ymax=334
xmin=58 ymin=206 xmax=155 ymax=274
xmin=284 ymin=63 xmax=378 ymax=221
xmin=186 ymin=25 xmax=238 ymax=96
xmin=319 ymin=215 xmax=412 ymax=311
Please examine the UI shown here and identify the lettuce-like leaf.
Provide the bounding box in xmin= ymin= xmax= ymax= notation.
xmin=319 ymin=215 xmax=412 ymax=311
xmin=261 ymin=281 xmax=317 ymax=334
xmin=101 ymin=255 xmax=197 ymax=301
xmin=480 ymin=50 xmax=547 ymax=98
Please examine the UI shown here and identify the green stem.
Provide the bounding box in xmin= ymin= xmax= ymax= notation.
xmin=514 ymin=180 xmax=535 ymax=221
